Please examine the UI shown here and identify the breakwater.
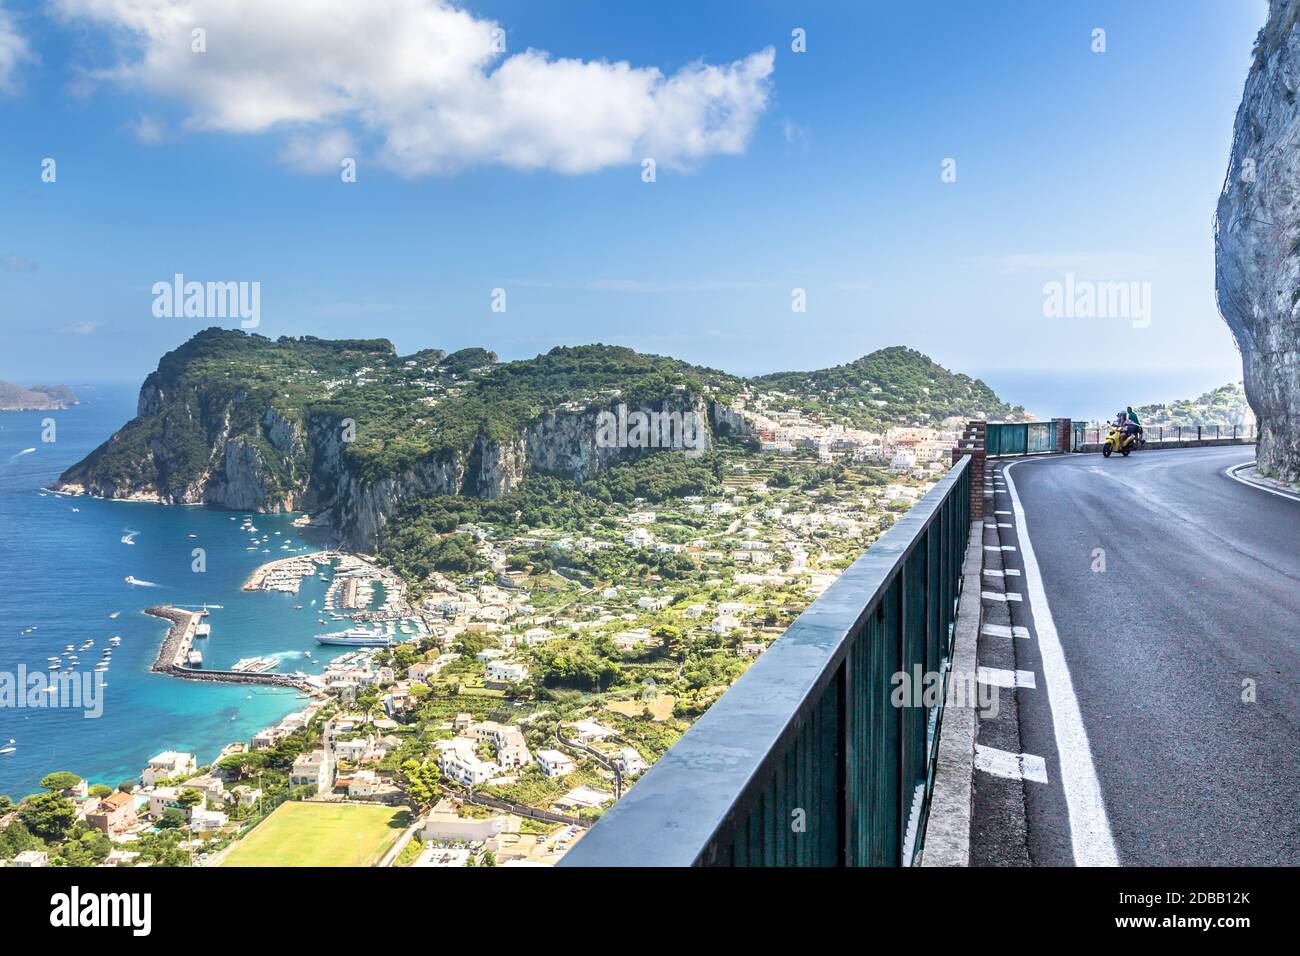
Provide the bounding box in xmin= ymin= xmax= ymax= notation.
xmin=144 ymin=604 xmax=320 ymax=693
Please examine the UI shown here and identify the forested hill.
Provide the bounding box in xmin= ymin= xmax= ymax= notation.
xmin=753 ymin=346 xmax=1024 ymax=428
xmin=53 ymin=330 xmax=1019 ymax=547
xmin=1134 ymin=382 xmax=1253 ymax=427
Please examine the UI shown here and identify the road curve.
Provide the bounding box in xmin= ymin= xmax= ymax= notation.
xmin=1003 ymin=446 xmax=1299 ymax=866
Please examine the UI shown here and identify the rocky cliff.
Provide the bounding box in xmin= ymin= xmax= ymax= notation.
xmin=53 ymin=331 xmax=729 ymax=550
xmin=1215 ymin=1 xmax=1300 ymax=481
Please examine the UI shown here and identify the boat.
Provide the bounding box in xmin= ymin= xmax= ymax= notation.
xmin=315 ymin=627 xmax=393 ymax=648
xmin=109 ymin=612 xmax=120 ymax=619
xmin=0 ymin=741 xmax=15 ymax=756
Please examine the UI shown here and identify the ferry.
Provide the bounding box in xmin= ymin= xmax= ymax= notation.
xmin=315 ymin=627 xmax=392 ymax=648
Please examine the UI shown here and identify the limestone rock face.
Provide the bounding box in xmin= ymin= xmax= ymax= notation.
xmin=1215 ymin=1 xmax=1300 ymax=481
xmin=58 ymin=377 xmax=722 ymax=552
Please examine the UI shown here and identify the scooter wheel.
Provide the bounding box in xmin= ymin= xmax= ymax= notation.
xmin=1102 ymin=447 xmax=1112 ymax=458
xmin=1121 ymin=446 xmax=1131 ymax=457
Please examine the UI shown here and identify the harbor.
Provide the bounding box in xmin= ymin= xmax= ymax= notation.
xmin=144 ymin=605 xmax=322 ymax=694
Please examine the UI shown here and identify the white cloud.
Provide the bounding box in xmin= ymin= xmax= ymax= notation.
xmin=55 ymin=0 xmax=775 ymax=175
xmin=278 ymin=127 xmax=357 ymax=173
xmin=126 ymin=113 xmax=166 ymax=143
xmin=0 ymin=4 xmax=34 ymax=94
xmin=1 ymin=253 xmax=38 ymax=273
xmin=59 ymin=321 xmax=104 ymax=335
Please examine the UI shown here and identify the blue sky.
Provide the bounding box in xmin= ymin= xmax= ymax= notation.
xmin=0 ymin=0 xmax=1269 ymax=399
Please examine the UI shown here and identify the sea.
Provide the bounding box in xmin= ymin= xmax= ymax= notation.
xmin=968 ymin=367 xmax=1242 ymax=423
xmin=0 ymin=383 xmax=357 ymax=799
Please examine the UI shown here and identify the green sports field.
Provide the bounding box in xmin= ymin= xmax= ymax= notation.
xmin=222 ymin=802 xmax=409 ymax=867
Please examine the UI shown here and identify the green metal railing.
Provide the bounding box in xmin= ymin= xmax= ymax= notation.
xmin=986 ymin=422 xmax=1055 ymax=456
xmin=560 ymin=455 xmax=972 ymax=867
xmin=1071 ymin=422 xmax=1257 ymax=449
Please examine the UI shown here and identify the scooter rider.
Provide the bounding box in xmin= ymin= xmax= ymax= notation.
xmin=1125 ymin=406 xmax=1143 ymax=440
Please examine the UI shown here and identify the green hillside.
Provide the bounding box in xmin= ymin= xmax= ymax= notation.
xmin=752 ymin=346 xmax=1023 ymax=428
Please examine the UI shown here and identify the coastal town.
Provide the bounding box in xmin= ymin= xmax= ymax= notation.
xmin=0 ymin=400 xmax=959 ymax=868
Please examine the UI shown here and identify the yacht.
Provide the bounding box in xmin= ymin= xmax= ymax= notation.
xmin=315 ymin=627 xmax=392 ymax=648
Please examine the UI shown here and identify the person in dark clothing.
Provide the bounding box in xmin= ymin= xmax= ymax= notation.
xmin=1125 ymin=406 xmax=1143 ymax=439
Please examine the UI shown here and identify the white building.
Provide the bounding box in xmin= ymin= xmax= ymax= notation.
xmin=141 ymin=751 xmax=197 ymax=787
xmin=437 ymin=740 xmax=499 ymax=788
xmin=486 ymin=660 xmax=529 ymax=684
xmin=289 ymin=750 xmax=334 ymax=795
xmin=536 ymin=749 xmax=576 ymax=778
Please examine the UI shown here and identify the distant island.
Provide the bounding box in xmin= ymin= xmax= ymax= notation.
xmin=0 ymin=381 xmax=79 ymax=411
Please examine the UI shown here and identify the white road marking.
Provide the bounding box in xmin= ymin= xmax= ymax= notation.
xmin=980 ymin=623 xmax=1031 ymax=639
xmin=975 ymin=745 xmax=1049 ymax=784
xmin=995 ymin=510 xmax=1011 ymax=515
xmin=1224 ymin=461 xmax=1300 ymax=503
xmin=981 ymin=590 xmax=1023 ymax=602
xmin=1003 ymin=459 xmax=1119 ymax=866
xmin=982 ymin=568 xmax=1022 ymax=578
xmin=978 ymin=666 xmax=1037 ymax=689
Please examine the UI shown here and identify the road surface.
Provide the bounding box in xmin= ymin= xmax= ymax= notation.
xmin=971 ymin=445 xmax=1299 ymax=866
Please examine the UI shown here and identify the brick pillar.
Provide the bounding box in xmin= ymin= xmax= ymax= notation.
xmin=951 ymin=420 xmax=986 ymax=520
xmin=1052 ymin=418 xmax=1072 ymax=453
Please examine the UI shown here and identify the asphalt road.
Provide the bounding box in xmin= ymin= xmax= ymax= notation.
xmin=1001 ymin=445 xmax=1299 ymax=866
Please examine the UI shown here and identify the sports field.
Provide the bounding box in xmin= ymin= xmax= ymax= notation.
xmin=222 ymin=802 xmax=408 ymax=867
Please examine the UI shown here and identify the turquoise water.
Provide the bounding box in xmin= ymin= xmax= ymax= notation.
xmin=0 ymin=384 xmax=354 ymax=799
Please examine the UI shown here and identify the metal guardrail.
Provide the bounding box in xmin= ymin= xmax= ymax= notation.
xmin=1070 ymin=422 xmax=1257 ymax=449
xmin=561 ymin=455 xmax=972 ymax=867
xmin=986 ymin=422 xmax=1055 ymax=456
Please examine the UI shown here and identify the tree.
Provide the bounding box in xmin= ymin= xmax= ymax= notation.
xmin=0 ymin=819 xmax=37 ymax=858
xmin=177 ymin=788 xmax=203 ymax=810
xmin=39 ymin=771 xmax=82 ymax=792
xmin=400 ymin=759 xmax=442 ymax=808
xmin=19 ymin=792 xmax=76 ymax=840
xmin=157 ymin=808 xmax=186 ymax=830
xmin=217 ymin=752 xmax=266 ymax=780
xmin=88 ymin=784 xmax=113 ymax=799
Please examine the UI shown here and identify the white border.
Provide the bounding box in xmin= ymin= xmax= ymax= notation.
xmin=1224 ymin=461 xmax=1300 ymax=503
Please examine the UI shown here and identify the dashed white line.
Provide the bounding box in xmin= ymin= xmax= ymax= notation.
xmin=978 ymin=666 xmax=1037 ymax=689
xmin=981 ymin=590 xmax=1023 ymax=602
xmin=1003 ymin=459 xmax=1119 ymax=866
xmin=975 ymin=745 xmax=1049 ymax=784
xmin=980 ymin=623 xmax=1031 ymax=639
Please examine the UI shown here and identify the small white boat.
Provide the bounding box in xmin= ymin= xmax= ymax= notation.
xmin=109 ymin=612 xmax=120 ymax=619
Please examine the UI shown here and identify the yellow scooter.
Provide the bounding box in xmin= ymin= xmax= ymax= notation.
xmin=1102 ymin=423 xmax=1143 ymax=457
